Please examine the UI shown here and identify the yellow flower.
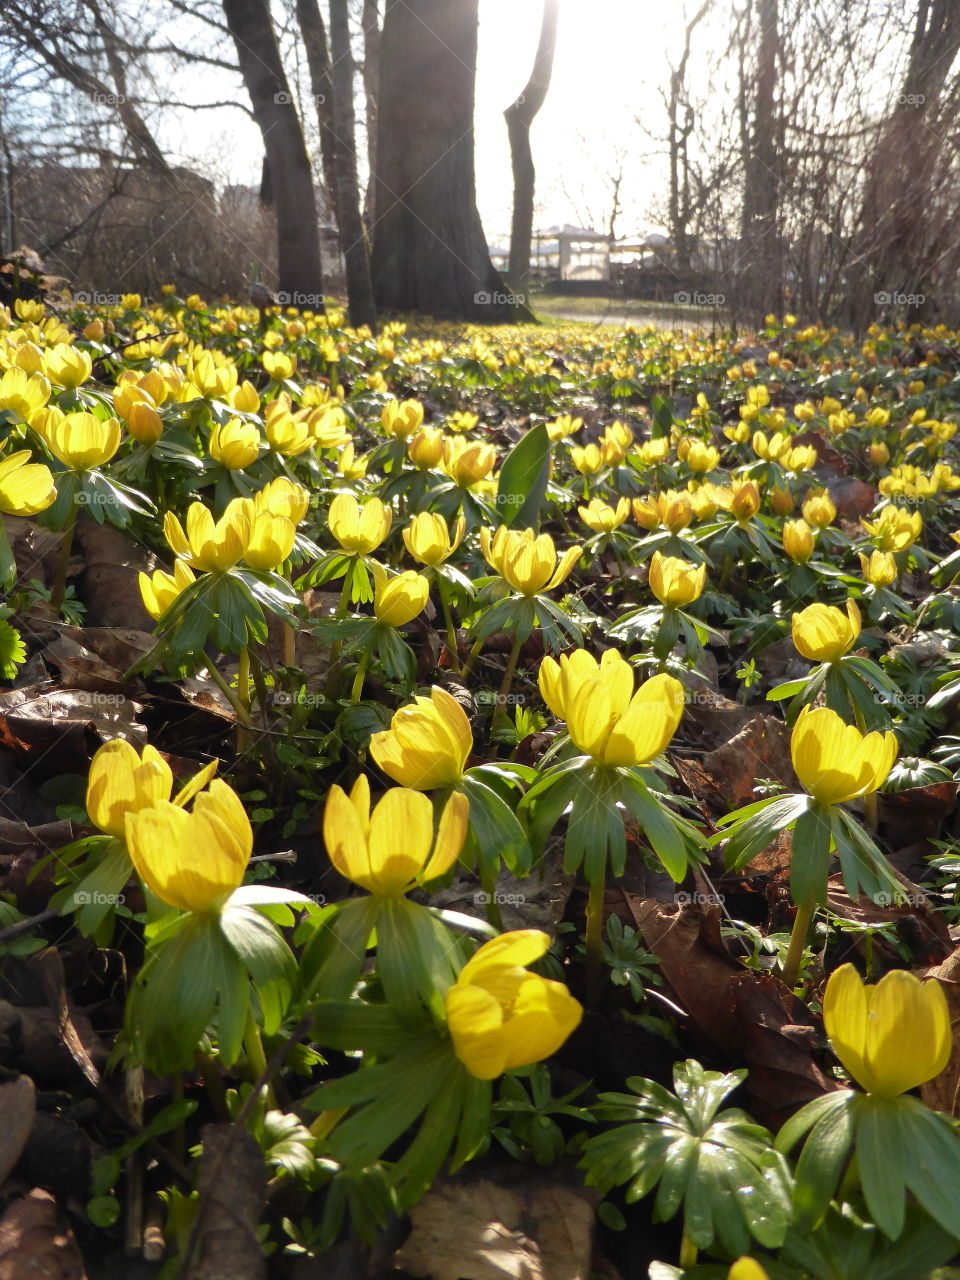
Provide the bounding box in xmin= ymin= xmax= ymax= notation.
xmin=402 ymin=511 xmax=466 ymax=566
xmin=245 ymin=513 xmax=296 ymax=571
xmin=445 ymin=930 xmax=583 ymax=1079
xmin=861 ymin=505 xmax=921 ymax=551
xmin=752 ymin=431 xmax=790 ymax=462
xmin=480 ymin=526 xmax=581 ymax=597
xmin=768 ymin=484 xmax=794 ymax=516
xmin=337 ymin=442 xmax=368 ymax=480
xmin=570 ymin=443 xmax=605 ymax=475
xmin=0 ymin=366 xmax=50 ymax=423
xmin=209 ymin=418 xmax=260 ymax=469
xmin=45 ymin=412 xmax=122 ymax=470
xmin=126 ymin=401 xmax=163 ymax=445
xmin=230 ymin=380 xmax=260 ymax=413
xmin=381 ymin=398 xmax=425 ymax=440
xmin=791 ymin=599 xmax=860 ymax=663
xmin=790 ymin=705 xmax=897 ymax=806
xmin=727 ymin=1262 xmax=770 ymax=1280
xmin=86 ymin=739 xmax=173 ymax=838
xmin=869 ymin=442 xmax=890 ymax=467
xmin=783 ymin=444 xmax=818 ymax=473
xmin=263 ymin=350 xmax=296 ymax=380
xmin=822 ymin=963 xmax=951 ymax=1097
xmin=0 ymin=450 xmax=57 ymax=516
xmin=442 ymin=436 xmax=497 ymax=487
xmin=859 ymin=549 xmax=897 ymax=587
xmin=578 ymin=497 xmax=630 ymax=532
xmin=163 ymin=498 xmax=253 ymax=573
xmin=538 ymin=649 xmax=685 ymax=768
xmin=633 ymin=490 xmax=692 ymax=533
xmin=684 ymin=441 xmax=720 ymax=473
xmin=802 ymin=489 xmax=837 ymax=528
xmin=328 ymin=493 xmax=391 ymax=554
xmin=634 ymin=437 xmax=670 ymax=464
xmin=43 ymin=343 xmax=92 ymax=389
xmin=407 ymin=426 xmax=444 ymax=469
xmin=546 ymin=414 xmax=582 ymax=441
xmin=254 ymin=477 xmax=310 ymax=524
xmin=782 ymin=519 xmax=815 ymax=563
xmin=139 ymin=559 xmax=196 ymax=620
xmin=323 ymin=775 xmax=468 ymax=895
xmin=648 ymin=552 xmax=706 ymax=607
xmin=371 ymin=562 xmax=430 ymax=626
xmin=369 ymin=686 xmax=472 ymax=789
xmin=125 ymin=779 xmax=252 ymax=913
xmin=264 ymin=406 xmax=313 ymax=457
xmin=731 ymin=481 xmax=762 ymax=523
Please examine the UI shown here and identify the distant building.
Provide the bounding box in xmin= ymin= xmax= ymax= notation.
xmin=533 ymin=225 xmax=610 ymax=282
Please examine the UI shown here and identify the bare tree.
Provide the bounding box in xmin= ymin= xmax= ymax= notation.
xmin=504 ymin=0 xmax=559 ymax=289
xmin=221 ymin=0 xmax=324 ymax=297
xmin=295 ymin=0 xmax=339 ymax=230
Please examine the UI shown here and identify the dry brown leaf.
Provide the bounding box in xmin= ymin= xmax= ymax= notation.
xmin=73 ymin=517 xmax=156 ymax=631
xmin=0 ymin=1188 xmax=87 ymax=1280
xmin=393 ymin=1177 xmax=595 ymax=1280
xmin=701 ymin=715 xmax=797 ymax=811
xmin=184 ymin=1124 xmax=267 ymax=1280
xmin=0 ymin=1077 xmax=35 ymax=1186
xmin=922 ymin=947 xmax=960 ymax=1115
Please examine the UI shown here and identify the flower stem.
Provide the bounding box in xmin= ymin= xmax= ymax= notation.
xmin=679 ymin=1229 xmax=698 ymax=1268
xmin=50 ymin=497 xmax=79 ymax=615
xmin=460 ymin=637 xmax=485 ymax=682
xmin=243 ymin=1010 xmax=274 ymax=1106
xmin=350 ymin=649 xmax=371 ymax=704
xmin=585 ymin=875 xmax=606 ymax=1006
xmin=437 ymin=578 xmax=461 ymax=674
xmin=204 ymin=660 xmax=254 ymax=728
xmin=782 ymin=895 xmax=816 ymax=990
xmin=496 ymin=631 xmax=524 ymax=711
xmin=282 ymin=622 xmax=296 ymax=667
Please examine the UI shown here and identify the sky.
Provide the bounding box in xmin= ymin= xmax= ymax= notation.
xmin=156 ymin=0 xmax=714 ymax=246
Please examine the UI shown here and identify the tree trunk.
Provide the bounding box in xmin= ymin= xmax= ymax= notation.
xmin=329 ymin=0 xmax=378 ymax=329
xmin=371 ymin=0 xmax=523 ymax=321
xmin=504 ymin=0 xmax=559 ymax=290
xmin=738 ymin=0 xmax=782 ymax=320
xmin=295 ymin=0 xmax=340 ymax=230
xmin=362 ymin=0 xmax=381 ymax=229
xmin=221 ymin=0 xmax=323 ymax=300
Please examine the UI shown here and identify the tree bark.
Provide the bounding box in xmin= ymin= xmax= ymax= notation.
xmin=329 ymin=0 xmax=378 ymax=328
xmin=504 ymin=0 xmax=559 ymax=290
xmin=362 ymin=0 xmax=381 ymax=228
xmin=738 ymin=0 xmax=782 ymax=320
xmin=371 ymin=0 xmax=523 ymax=321
xmin=295 ymin=0 xmax=340 ymax=230
xmin=221 ymin=0 xmax=324 ymax=299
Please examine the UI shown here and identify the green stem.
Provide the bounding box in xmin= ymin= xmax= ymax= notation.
xmin=50 ymin=496 xmax=79 ymax=614
xmin=326 ymin=570 xmax=355 ymax=694
xmin=460 ymin=637 xmax=485 ymax=682
xmin=205 ymin=659 xmax=254 ymax=728
xmin=679 ymin=1229 xmax=698 ymax=1269
xmin=350 ymin=648 xmax=371 ymax=704
xmin=243 ymin=1010 xmax=274 ymax=1106
xmin=497 ymin=631 xmax=524 ymax=711
xmin=585 ymin=875 xmax=606 ymax=1006
xmin=717 ymin=552 xmax=735 ymax=592
xmin=237 ymin=646 xmax=251 ymax=715
xmin=196 ymin=1053 xmax=229 ymax=1122
xmin=479 ymin=861 xmax=503 ymax=930
xmin=437 ymin=578 xmax=461 ymax=674
xmin=782 ymin=896 xmax=816 ymax=991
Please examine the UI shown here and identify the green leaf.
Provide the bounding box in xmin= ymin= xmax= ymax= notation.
xmin=219 ymin=904 xmax=296 ymax=1034
xmin=496 ymin=423 xmax=551 ymax=529
xmin=791 ymin=806 xmax=833 ymax=907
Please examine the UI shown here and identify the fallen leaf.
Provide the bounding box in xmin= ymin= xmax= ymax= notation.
xmin=0 ymin=1077 xmax=35 ymax=1186
xmin=0 ymin=1188 xmax=87 ymax=1280
xmin=923 ymin=947 xmax=960 ymax=1115
xmin=700 ymin=715 xmax=797 ymax=810
xmin=183 ymin=1124 xmax=267 ymax=1280
xmin=393 ymin=1176 xmax=596 ymax=1280
xmin=73 ymin=517 xmax=156 ymax=631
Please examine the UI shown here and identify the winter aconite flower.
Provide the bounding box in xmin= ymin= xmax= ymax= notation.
xmin=328 ymin=493 xmax=391 ymax=554
xmin=209 ymin=418 xmax=260 ymax=469
xmin=822 ymin=963 xmax=951 ymax=1097
xmin=578 ymin=497 xmax=630 ymax=533
xmin=86 ymin=739 xmax=174 ymax=838
xmin=0 ymin=451 xmax=57 ymax=516
xmin=163 ymin=499 xmax=252 ymax=572
xmin=371 ymin=562 xmax=430 ymax=626
xmin=782 ymin=519 xmax=815 ymax=564
xmin=790 ymin=706 xmax=897 ymax=806
xmin=369 ymin=686 xmax=472 ymax=790
xmin=859 ymin=549 xmax=898 ymax=588
xmin=139 ymin=560 xmax=196 ymax=621
xmin=125 ymin=779 xmax=252 ymax=913
xmin=402 ymin=511 xmax=466 ymax=566
xmin=323 ymin=775 xmax=468 ymax=895
xmin=45 ymin=412 xmax=122 ymax=470
xmin=538 ymin=649 xmax=685 ymax=768
xmin=727 ymin=1262 xmax=770 ymax=1280
xmin=801 ymin=489 xmax=836 ymax=528
xmin=791 ymin=600 xmax=860 ymax=663
xmin=445 ymin=930 xmax=583 ymax=1079
xmin=480 ymin=526 xmax=581 ymax=597
xmin=648 ymin=552 xmax=706 ymax=607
